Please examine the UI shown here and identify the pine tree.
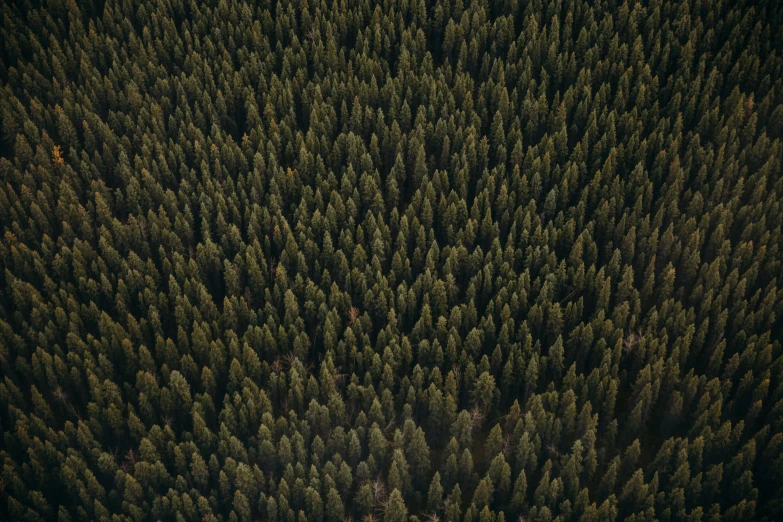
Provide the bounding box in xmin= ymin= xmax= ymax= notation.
xmin=385 ymin=489 xmax=408 ymax=522
xmin=0 ymin=1 xmax=781 ymax=521
xmin=428 ymin=472 xmax=444 ymax=512
xmin=325 ymin=488 xmax=344 ymax=522
xmin=473 ymin=476 xmax=494 ymax=508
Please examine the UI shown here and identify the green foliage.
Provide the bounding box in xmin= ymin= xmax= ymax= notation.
xmin=1 ymin=0 xmax=783 ymax=521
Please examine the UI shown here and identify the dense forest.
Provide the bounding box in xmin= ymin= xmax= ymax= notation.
xmin=1 ymin=0 xmax=783 ymax=520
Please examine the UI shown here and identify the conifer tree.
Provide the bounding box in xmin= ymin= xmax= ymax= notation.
xmin=0 ymin=1 xmax=782 ymax=521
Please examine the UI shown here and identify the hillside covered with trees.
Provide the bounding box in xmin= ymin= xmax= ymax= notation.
xmin=2 ymin=0 xmax=783 ymax=521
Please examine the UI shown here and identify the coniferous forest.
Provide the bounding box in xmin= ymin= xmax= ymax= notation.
xmin=2 ymin=0 xmax=783 ymax=521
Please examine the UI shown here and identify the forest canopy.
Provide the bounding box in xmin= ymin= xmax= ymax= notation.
xmin=1 ymin=0 xmax=783 ymax=521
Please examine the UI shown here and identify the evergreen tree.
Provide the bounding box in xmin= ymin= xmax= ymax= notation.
xmin=428 ymin=472 xmax=444 ymax=512
xmin=0 ymin=1 xmax=781 ymax=521
xmin=385 ymin=489 xmax=408 ymax=522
